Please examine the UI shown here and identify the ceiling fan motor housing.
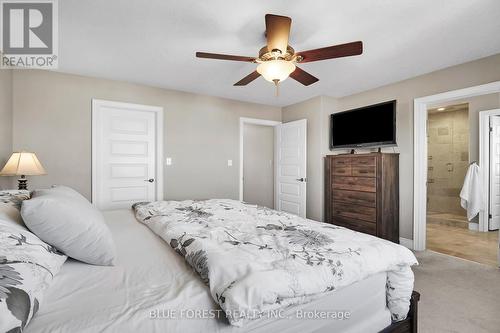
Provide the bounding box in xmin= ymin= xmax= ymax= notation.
xmin=258 ymin=45 xmax=299 ymax=62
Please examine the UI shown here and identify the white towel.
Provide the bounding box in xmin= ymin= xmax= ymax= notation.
xmin=460 ymin=163 xmax=484 ymax=221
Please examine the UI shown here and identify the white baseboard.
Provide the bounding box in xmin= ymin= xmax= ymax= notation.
xmin=468 ymin=223 xmax=479 ymax=231
xmin=399 ymin=237 xmax=414 ymax=250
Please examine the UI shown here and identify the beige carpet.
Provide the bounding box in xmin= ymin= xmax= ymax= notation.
xmin=413 ymin=250 xmax=500 ymax=333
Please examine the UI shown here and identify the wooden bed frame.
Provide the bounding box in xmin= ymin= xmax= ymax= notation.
xmin=380 ymin=291 xmax=420 ymax=333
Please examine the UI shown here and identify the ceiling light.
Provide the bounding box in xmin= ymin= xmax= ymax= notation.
xmin=256 ymin=60 xmax=296 ymax=84
xmin=437 ymin=107 xmax=446 ymax=111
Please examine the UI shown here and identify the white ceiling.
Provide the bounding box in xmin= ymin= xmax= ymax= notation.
xmin=57 ymin=0 xmax=500 ymax=107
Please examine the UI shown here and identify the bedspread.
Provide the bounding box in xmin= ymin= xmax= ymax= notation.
xmin=133 ymin=199 xmax=417 ymax=327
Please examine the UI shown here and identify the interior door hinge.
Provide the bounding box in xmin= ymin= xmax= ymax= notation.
xmin=490 ymin=127 xmax=493 ymax=132
xmin=489 ymin=214 xmax=492 ymax=219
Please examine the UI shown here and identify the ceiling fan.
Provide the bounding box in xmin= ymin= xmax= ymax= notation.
xmin=196 ymin=14 xmax=363 ymax=92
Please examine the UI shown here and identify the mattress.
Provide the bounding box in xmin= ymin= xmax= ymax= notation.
xmin=26 ymin=209 xmax=392 ymax=333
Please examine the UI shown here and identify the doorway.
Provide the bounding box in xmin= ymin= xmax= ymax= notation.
xmin=425 ymin=103 xmax=483 ymax=262
xmin=92 ymin=99 xmax=164 ymax=210
xmin=417 ymin=96 xmax=500 ymax=267
xmin=426 ymin=103 xmax=469 ymax=229
xmin=413 ymin=81 xmax=500 ymax=258
xmin=239 ymin=117 xmax=307 ymax=217
xmin=242 ymin=123 xmax=275 ymax=208
xmin=239 ymin=117 xmax=280 ymax=209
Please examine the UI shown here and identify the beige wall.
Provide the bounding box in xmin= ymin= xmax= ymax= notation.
xmin=242 ymin=124 xmax=274 ymax=209
xmin=0 ymin=70 xmax=12 ymax=190
xmin=282 ymin=96 xmax=326 ymax=221
xmin=11 ymin=70 xmax=281 ymax=200
xmin=3 ymin=53 xmax=500 ymax=240
xmin=280 ymin=54 xmax=500 ymax=239
xmin=328 ymin=54 xmax=500 ymax=239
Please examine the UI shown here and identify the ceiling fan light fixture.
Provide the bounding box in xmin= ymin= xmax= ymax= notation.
xmin=256 ymin=59 xmax=296 ymax=83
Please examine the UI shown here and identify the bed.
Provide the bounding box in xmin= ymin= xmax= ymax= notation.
xmin=25 ymin=204 xmax=419 ymax=333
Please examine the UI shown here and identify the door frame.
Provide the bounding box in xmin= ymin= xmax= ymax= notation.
xmin=413 ymin=81 xmax=500 ymax=251
xmin=479 ymin=109 xmax=500 ymax=231
xmin=91 ymin=99 xmax=164 ymax=206
xmin=239 ymin=117 xmax=281 ymax=202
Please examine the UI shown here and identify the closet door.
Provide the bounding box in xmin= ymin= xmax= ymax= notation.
xmin=92 ymin=99 xmax=163 ymax=210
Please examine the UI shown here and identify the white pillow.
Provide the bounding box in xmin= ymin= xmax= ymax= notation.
xmin=21 ymin=187 xmax=116 ymax=266
xmin=33 ymin=185 xmax=88 ymax=203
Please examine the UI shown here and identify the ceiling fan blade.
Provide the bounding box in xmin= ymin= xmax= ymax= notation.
xmin=289 ymin=67 xmax=319 ymax=86
xmin=234 ymin=71 xmax=261 ymax=86
xmin=265 ymin=14 xmax=292 ymax=55
xmin=297 ymin=41 xmax=363 ymax=63
xmin=196 ymin=52 xmax=255 ymax=62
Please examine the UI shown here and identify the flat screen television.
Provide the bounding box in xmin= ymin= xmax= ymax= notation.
xmin=330 ymin=100 xmax=396 ymax=149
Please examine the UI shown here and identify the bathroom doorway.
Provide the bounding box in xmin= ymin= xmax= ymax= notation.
xmin=426 ymin=103 xmax=469 ymax=228
xmin=426 ymin=103 xmax=498 ymax=266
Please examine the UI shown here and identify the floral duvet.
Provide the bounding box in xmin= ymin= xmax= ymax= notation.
xmin=133 ymin=199 xmax=418 ymax=327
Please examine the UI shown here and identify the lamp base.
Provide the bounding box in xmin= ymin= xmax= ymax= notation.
xmin=17 ymin=176 xmax=27 ymax=190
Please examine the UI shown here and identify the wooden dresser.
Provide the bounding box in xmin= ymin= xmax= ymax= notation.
xmin=325 ymin=153 xmax=399 ymax=243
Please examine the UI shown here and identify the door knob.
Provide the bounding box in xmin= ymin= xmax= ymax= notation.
xmin=144 ymin=178 xmax=155 ymax=183
xmin=296 ymin=178 xmax=306 ymax=182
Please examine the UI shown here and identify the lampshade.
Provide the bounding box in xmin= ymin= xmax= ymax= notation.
xmin=0 ymin=152 xmax=47 ymax=176
xmin=256 ymin=60 xmax=296 ymax=83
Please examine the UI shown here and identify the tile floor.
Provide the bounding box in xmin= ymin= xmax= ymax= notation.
xmin=427 ymin=211 xmax=469 ymax=228
xmin=426 ymin=222 xmax=499 ymax=267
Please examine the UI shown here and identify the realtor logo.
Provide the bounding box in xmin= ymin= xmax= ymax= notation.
xmin=0 ymin=0 xmax=58 ymax=68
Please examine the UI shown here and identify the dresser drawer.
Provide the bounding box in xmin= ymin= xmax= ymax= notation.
xmin=333 ymin=202 xmax=376 ymax=222
xmin=332 ymin=176 xmax=376 ymax=192
xmin=333 ymin=156 xmax=351 ymax=166
xmin=332 ymin=166 xmax=351 ymax=176
xmin=352 ymin=155 xmax=376 ymax=166
xmin=332 ymin=216 xmax=376 ymax=236
xmin=352 ymin=165 xmax=376 ymax=177
xmin=333 ymin=190 xmax=376 ymax=208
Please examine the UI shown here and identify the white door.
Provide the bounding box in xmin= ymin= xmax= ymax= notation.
xmin=92 ymin=99 xmax=163 ymax=210
xmin=275 ymin=119 xmax=307 ymax=217
xmin=489 ymin=116 xmax=500 ymax=230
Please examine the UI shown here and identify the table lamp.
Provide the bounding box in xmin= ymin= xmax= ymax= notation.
xmin=0 ymin=152 xmax=47 ymax=190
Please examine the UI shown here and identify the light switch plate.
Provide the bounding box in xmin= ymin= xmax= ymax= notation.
xmin=227 ymin=159 xmax=233 ymax=167
xmin=166 ymin=157 xmax=172 ymax=166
